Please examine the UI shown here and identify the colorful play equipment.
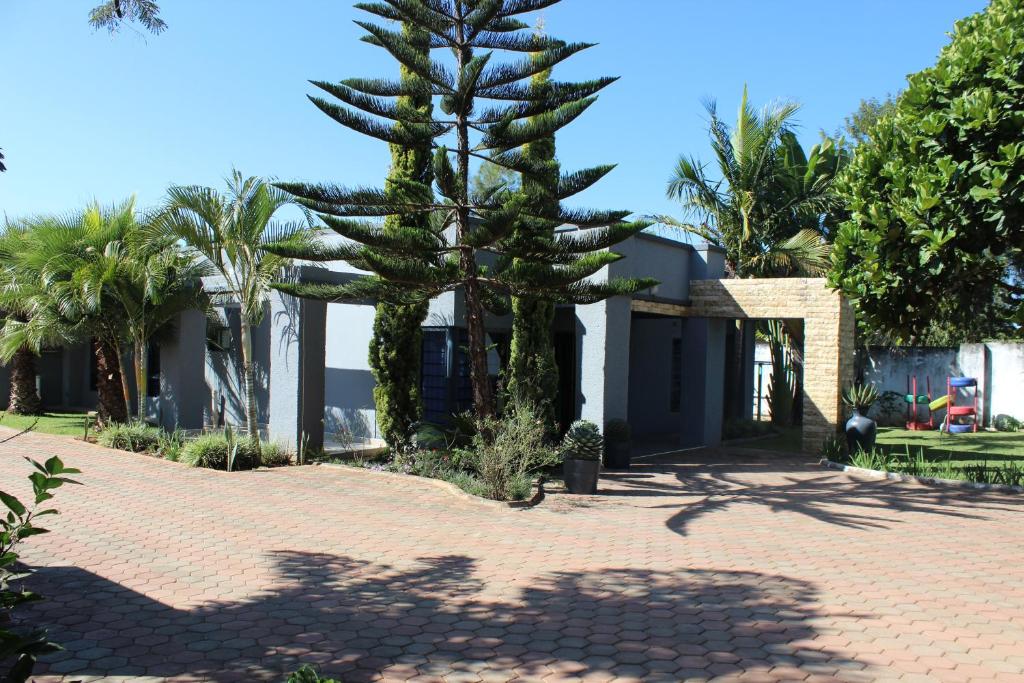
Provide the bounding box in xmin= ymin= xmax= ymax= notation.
xmin=944 ymin=376 xmax=979 ymax=433
xmin=904 ymin=375 xmax=934 ymax=430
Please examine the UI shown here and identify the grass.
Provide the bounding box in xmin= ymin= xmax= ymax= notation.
xmin=0 ymin=411 xmax=91 ymax=437
xmin=875 ymin=427 xmax=1024 ymax=466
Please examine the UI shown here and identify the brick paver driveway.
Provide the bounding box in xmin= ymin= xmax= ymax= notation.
xmin=2 ymin=428 xmax=1023 ymax=682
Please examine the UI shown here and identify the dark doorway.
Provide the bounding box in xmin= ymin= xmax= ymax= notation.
xmin=554 ymin=331 xmax=576 ymax=434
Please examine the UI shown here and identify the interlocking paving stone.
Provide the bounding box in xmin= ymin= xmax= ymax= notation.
xmin=3 ymin=427 xmax=1023 ymax=682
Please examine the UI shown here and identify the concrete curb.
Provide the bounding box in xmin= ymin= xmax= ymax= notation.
xmin=820 ymin=459 xmax=1023 ymax=494
xmin=317 ymin=462 xmax=546 ymax=510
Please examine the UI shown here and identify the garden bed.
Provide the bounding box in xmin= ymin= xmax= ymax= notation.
xmin=821 ymin=459 xmax=1023 ymax=494
xmin=319 ymin=461 xmax=547 ymax=509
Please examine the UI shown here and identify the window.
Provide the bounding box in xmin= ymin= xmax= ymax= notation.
xmin=669 ymin=338 xmax=682 ymax=412
xmin=147 ymin=342 xmax=161 ymax=397
xmin=421 ymin=329 xmax=449 ymax=424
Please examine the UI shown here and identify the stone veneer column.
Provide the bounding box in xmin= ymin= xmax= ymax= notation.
xmin=801 ymin=296 xmax=856 ymax=453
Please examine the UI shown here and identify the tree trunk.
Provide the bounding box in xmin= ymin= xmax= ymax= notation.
xmin=134 ymin=339 xmax=147 ymax=421
xmin=95 ymin=338 xmax=128 ymax=425
xmin=8 ymin=346 xmax=42 ymax=416
xmin=453 ymin=21 xmax=495 ymax=421
xmin=239 ymin=319 xmax=261 ymax=450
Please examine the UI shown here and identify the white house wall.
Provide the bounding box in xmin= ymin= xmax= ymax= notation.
xmin=324 ymin=301 xmax=378 ymax=440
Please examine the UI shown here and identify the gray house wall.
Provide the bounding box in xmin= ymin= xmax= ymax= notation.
xmin=627 ymin=317 xmax=683 ymax=436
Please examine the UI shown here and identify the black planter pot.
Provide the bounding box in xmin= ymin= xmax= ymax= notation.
xmin=604 ymin=441 xmax=632 ymax=470
xmin=563 ymin=458 xmax=599 ymax=494
xmin=845 ymin=409 xmax=877 ymax=454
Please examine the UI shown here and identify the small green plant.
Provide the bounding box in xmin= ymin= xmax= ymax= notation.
xmin=286 ymin=665 xmax=340 ymax=683
xmin=469 ymin=405 xmax=559 ymax=501
xmin=179 ymin=434 xmax=285 ymax=471
xmin=0 ymin=456 xmax=81 ymax=682
xmin=604 ymin=419 xmax=632 ymax=444
xmin=842 ymin=383 xmax=879 ymax=413
xmin=562 ymin=420 xmax=603 ymax=461
xmin=820 ymin=435 xmax=845 ymax=462
xmin=848 ymin=447 xmax=894 ymax=471
xmin=157 ymin=427 xmax=185 ymax=461
xmin=96 ymin=421 xmax=163 ymax=453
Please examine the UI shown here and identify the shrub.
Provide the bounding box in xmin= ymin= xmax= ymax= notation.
xmin=287 ymin=665 xmax=340 ymax=683
xmin=469 ymin=406 xmax=559 ymax=501
xmin=562 ymin=420 xmax=603 ymax=461
xmin=820 ymin=435 xmax=845 ymax=462
xmin=994 ymin=414 xmax=1023 ymax=432
xmin=97 ymin=421 xmax=163 ymax=453
xmin=179 ymin=434 xmax=287 ymax=471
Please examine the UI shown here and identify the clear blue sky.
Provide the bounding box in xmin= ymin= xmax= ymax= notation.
xmin=0 ymin=0 xmax=987 ymax=222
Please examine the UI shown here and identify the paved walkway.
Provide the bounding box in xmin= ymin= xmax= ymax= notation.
xmin=2 ymin=428 xmax=1023 ymax=682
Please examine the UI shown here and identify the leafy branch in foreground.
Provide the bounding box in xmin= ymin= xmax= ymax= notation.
xmin=0 ymin=455 xmax=81 ymax=683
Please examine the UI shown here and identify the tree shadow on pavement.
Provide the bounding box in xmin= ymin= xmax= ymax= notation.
xmin=24 ymin=550 xmax=869 ymax=682
xmin=597 ymin=457 xmax=1024 ymax=537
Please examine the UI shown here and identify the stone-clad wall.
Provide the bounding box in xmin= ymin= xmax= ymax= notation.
xmin=635 ymin=277 xmax=855 ymax=453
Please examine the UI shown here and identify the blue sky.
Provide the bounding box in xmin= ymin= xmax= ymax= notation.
xmin=0 ymin=0 xmax=987 ymax=223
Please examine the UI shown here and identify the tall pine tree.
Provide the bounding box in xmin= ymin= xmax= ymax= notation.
xmin=275 ymin=0 xmax=655 ymax=420
xmin=369 ymin=23 xmax=434 ymax=450
xmin=504 ymin=60 xmax=561 ymax=427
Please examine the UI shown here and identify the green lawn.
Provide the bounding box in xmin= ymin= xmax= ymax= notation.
xmin=875 ymin=427 xmax=1024 ymax=466
xmin=0 ymin=411 xmax=91 ymax=437
xmin=738 ymin=424 xmax=1024 ymax=466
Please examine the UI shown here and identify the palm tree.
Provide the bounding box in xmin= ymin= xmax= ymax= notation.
xmin=110 ymin=224 xmax=209 ymax=419
xmin=0 ymin=223 xmax=44 ymax=415
xmin=0 ymin=208 xmax=130 ymax=423
xmin=662 ymin=86 xmax=841 ymax=277
xmin=662 ymin=86 xmax=847 ymax=425
xmin=156 ymin=171 xmax=311 ymax=442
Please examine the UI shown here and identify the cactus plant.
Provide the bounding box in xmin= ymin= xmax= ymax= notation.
xmin=563 ymin=420 xmax=603 ymax=461
xmin=842 ymin=384 xmax=879 ymax=413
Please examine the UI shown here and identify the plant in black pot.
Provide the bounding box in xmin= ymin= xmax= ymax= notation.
xmin=843 ymin=383 xmax=879 ymax=454
xmin=603 ymin=419 xmax=632 ymax=470
xmin=562 ymin=420 xmax=602 ymax=494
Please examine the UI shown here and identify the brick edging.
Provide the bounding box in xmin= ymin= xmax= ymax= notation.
xmin=820 ymin=459 xmax=1023 ymax=494
xmin=316 ymin=462 xmax=546 ymax=509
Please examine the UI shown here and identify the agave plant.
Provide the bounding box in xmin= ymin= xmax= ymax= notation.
xmin=562 ymin=420 xmax=603 ymax=461
xmin=842 ymin=383 xmax=879 ymax=413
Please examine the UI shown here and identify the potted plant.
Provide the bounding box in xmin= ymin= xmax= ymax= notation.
xmin=603 ymin=419 xmax=632 ymax=470
xmin=562 ymin=420 xmax=602 ymax=494
xmin=843 ymin=383 xmax=879 ymax=454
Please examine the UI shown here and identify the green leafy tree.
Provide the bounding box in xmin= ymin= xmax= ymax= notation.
xmin=157 ymin=171 xmax=312 ymax=442
xmin=470 ymin=160 xmax=520 ymax=198
xmin=830 ymin=0 xmax=1024 ymax=340
xmin=840 ymin=95 xmax=897 ymax=147
xmin=89 ymin=0 xmax=166 ymax=33
xmin=275 ymin=0 xmax=654 ymax=420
